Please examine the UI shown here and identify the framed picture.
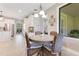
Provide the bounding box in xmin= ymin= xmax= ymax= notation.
xmin=28 ymin=27 xmax=34 ymax=32
xmin=49 ymin=15 xmax=55 ymax=26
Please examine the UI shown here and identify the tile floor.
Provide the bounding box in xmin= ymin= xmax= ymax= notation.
xmin=0 ymin=33 xmax=27 ymax=56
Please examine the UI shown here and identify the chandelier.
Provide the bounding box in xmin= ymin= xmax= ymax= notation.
xmin=33 ymin=4 xmax=47 ymax=18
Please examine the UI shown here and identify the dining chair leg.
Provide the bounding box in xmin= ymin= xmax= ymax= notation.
xmin=59 ymin=52 xmax=61 ymax=56
xmin=39 ymin=48 xmax=42 ymax=56
xmin=38 ymin=47 xmax=43 ymax=56
xmin=37 ymin=49 xmax=41 ymax=56
xmin=39 ymin=45 xmax=45 ymax=56
xmin=27 ymin=49 xmax=30 ymax=56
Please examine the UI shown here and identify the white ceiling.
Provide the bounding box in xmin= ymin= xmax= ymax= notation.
xmin=0 ymin=3 xmax=55 ymax=20
xmin=61 ymin=3 xmax=79 ymax=17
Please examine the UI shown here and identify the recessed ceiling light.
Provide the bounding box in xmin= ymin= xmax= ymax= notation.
xmin=18 ymin=9 xmax=22 ymax=13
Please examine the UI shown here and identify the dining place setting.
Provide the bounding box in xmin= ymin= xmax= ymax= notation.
xmin=25 ymin=31 xmax=63 ymax=56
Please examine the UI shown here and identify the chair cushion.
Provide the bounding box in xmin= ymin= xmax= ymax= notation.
xmin=44 ymin=41 xmax=52 ymax=46
xmin=54 ymin=33 xmax=63 ymax=52
xmin=30 ymin=41 xmax=41 ymax=45
xmin=30 ymin=44 xmax=42 ymax=49
xmin=28 ymin=41 xmax=42 ymax=49
xmin=44 ymin=44 xmax=53 ymax=51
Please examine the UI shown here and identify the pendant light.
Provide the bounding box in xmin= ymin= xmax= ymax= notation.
xmin=39 ymin=4 xmax=45 ymax=15
xmin=33 ymin=9 xmax=39 ymax=17
xmin=33 ymin=4 xmax=47 ymax=18
xmin=39 ymin=4 xmax=46 ymax=18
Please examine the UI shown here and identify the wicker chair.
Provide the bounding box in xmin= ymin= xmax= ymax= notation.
xmin=44 ymin=33 xmax=63 ymax=56
xmin=25 ymin=33 xmax=42 ymax=56
xmin=44 ymin=31 xmax=57 ymax=48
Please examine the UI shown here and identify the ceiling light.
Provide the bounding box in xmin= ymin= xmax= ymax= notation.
xmin=39 ymin=4 xmax=46 ymax=16
xmin=18 ymin=9 xmax=22 ymax=13
xmin=42 ymin=14 xmax=47 ymax=18
xmin=39 ymin=10 xmax=45 ymax=15
xmin=34 ymin=13 xmax=39 ymax=17
xmin=33 ymin=4 xmax=47 ymax=18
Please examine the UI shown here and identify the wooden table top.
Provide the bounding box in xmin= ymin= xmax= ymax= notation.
xmin=29 ymin=34 xmax=54 ymax=42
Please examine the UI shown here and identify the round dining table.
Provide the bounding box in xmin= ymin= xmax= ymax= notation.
xmin=28 ymin=34 xmax=55 ymax=56
xmin=29 ymin=34 xmax=54 ymax=42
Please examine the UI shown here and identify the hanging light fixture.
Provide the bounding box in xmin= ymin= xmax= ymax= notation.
xmin=39 ymin=4 xmax=44 ymax=15
xmin=34 ymin=13 xmax=39 ymax=17
xmin=42 ymin=13 xmax=47 ymax=18
xmin=33 ymin=4 xmax=47 ymax=18
xmin=39 ymin=4 xmax=46 ymax=18
xmin=39 ymin=10 xmax=45 ymax=16
xmin=33 ymin=9 xmax=39 ymax=17
xmin=0 ymin=11 xmax=4 ymax=21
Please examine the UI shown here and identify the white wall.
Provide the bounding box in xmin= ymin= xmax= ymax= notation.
xmin=47 ymin=3 xmax=66 ymax=33
xmin=62 ymin=37 xmax=79 ymax=56
xmin=23 ymin=15 xmax=34 ymax=35
xmin=0 ymin=18 xmax=16 ymax=40
xmin=0 ymin=18 xmax=15 ymax=31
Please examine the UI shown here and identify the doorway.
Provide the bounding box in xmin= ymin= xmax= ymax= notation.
xmin=16 ymin=20 xmax=23 ymax=34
